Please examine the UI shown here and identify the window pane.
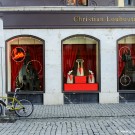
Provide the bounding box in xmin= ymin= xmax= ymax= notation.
xmin=118 ymin=36 xmax=135 ymax=90
xmin=67 ymin=0 xmax=76 ymax=5
xmin=7 ymin=37 xmax=44 ymax=92
xmin=124 ymin=0 xmax=131 ymax=6
xmin=78 ymin=0 xmax=87 ymax=6
xmin=62 ymin=36 xmax=99 ymax=92
xmin=67 ymin=0 xmax=88 ymax=6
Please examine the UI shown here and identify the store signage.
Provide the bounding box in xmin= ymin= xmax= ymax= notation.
xmin=3 ymin=11 xmax=135 ymax=28
xmin=12 ymin=47 xmax=26 ymax=62
xmin=73 ymin=16 xmax=135 ymax=23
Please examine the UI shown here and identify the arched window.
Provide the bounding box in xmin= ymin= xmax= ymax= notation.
xmin=118 ymin=35 xmax=135 ymax=91
xmin=62 ymin=35 xmax=100 ymax=92
xmin=6 ymin=36 xmax=44 ymax=92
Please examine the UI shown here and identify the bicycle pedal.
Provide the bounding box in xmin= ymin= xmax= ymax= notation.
xmin=9 ymin=109 xmax=14 ymax=111
xmin=9 ymin=108 xmax=14 ymax=111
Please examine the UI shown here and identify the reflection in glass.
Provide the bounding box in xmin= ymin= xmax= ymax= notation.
xmin=62 ymin=36 xmax=99 ymax=92
xmin=118 ymin=36 xmax=135 ymax=90
xmin=7 ymin=36 xmax=44 ymax=92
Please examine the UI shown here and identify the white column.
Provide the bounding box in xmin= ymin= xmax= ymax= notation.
xmin=0 ymin=17 xmax=6 ymax=97
xmin=43 ymin=30 xmax=63 ymax=105
xmin=118 ymin=0 xmax=124 ymax=7
xmin=99 ymin=38 xmax=119 ymax=104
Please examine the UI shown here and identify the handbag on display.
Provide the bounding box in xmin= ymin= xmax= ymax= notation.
xmin=88 ymin=70 xmax=95 ymax=83
xmin=67 ymin=70 xmax=74 ymax=83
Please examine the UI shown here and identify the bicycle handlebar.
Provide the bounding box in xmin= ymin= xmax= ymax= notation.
xmin=15 ymin=88 xmax=20 ymax=93
xmin=14 ymin=88 xmax=20 ymax=97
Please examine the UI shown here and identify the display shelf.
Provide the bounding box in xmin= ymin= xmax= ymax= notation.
xmin=64 ymin=83 xmax=98 ymax=92
xmin=75 ymin=76 xmax=86 ymax=83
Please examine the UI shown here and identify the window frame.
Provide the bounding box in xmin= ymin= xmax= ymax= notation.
xmin=117 ymin=34 xmax=135 ymax=93
xmin=61 ymin=34 xmax=101 ymax=93
xmin=5 ymin=35 xmax=45 ymax=94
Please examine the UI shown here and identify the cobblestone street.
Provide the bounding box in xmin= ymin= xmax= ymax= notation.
xmin=24 ymin=103 xmax=135 ymax=118
xmin=1 ymin=116 xmax=135 ymax=135
xmin=1 ymin=103 xmax=135 ymax=135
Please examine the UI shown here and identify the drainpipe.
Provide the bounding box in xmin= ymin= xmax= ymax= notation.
xmin=0 ymin=47 xmax=6 ymax=116
xmin=0 ymin=47 xmax=3 ymax=97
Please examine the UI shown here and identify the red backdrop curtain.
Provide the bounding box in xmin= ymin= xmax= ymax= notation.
xmin=79 ymin=44 xmax=96 ymax=76
xmin=63 ymin=44 xmax=78 ymax=78
xmin=11 ymin=45 xmax=24 ymax=91
xmin=11 ymin=44 xmax=43 ymax=92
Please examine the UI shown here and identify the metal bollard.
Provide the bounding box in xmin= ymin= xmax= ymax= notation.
xmin=0 ymin=100 xmax=6 ymax=116
xmin=2 ymin=105 xmax=6 ymax=116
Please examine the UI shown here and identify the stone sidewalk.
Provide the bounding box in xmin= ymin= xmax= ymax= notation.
xmin=1 ymin=103 xmax=135 ymax=135
xmin=16 ymin=103 xmax=135 ymax=119
xmin=2 ymin=103 xmax=135 ymax=119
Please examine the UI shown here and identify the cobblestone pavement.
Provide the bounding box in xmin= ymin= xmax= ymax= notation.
xmin=28 ymin=103 xmax=135 ymax=119
xmin=1 ymin=116 xmax=135 ymax=135
xmin=1 ymin=103 xmax=135 ymax=135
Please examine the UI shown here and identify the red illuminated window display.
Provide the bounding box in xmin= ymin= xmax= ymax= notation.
xmin=63 ymin=43 xmax=99 ymax=92
xmin=10 ymin=45 xmax=43 ymax=92
xmin=118 ymin=44 xmax=135 ymax=90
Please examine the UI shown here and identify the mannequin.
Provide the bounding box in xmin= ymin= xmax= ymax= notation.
xmin=76 ymin=59 xmax=84 ymax=76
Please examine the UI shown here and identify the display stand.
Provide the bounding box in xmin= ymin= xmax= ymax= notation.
xmin=64 ymin=76 xmax=98 ymax=92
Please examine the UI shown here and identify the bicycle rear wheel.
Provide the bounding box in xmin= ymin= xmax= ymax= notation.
xmin=15 ymin=99 xmax=34 ymax=117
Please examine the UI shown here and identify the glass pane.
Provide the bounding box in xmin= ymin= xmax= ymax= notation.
xmin=78 ymin=0 xmax=88 ymax=6
xmin=7 ymin=37 xmax=44 ymax=92
xmin=118 ymin=36 xmax=135 ymax=90
xmin=67 ymin=0 xmax=76 ymax=5
xmin=62 ymin=36 xmax=99 ymax=92
xmin=124 ymin=0 xmax=131 ymax=6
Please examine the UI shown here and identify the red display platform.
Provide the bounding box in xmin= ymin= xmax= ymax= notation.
xmin=64 ymin=83 xmax=98 ymax=92
xmin=75 ymin=76 xmax=86 ymax=83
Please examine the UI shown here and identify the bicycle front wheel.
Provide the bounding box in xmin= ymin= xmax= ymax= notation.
xmin=15 ymin=99 xmax=34 ymax=117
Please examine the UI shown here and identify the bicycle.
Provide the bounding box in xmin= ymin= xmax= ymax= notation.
xmin=0 ymin=88 xmax=34 ymax=117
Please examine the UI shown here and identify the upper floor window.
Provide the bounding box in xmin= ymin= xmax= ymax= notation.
xmin=67 ymin=0 xmax=88 ymax=6
xmin=124 ymin=0 xmax=134 ymax=6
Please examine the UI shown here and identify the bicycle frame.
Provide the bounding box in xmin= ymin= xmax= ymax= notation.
xmin=0 ymin=88 xmax=34 ymax=117
xmin=0 ymin=96 xmax=24 ymax=111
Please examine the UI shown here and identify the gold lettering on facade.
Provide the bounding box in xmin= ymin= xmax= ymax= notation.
xmin=74 ymin=16 xmax=135 ymax=23
xmin=106 ymin=16 xmax=135 ymax=22
xmin=73 ymin=16 xmax=104 ymax=22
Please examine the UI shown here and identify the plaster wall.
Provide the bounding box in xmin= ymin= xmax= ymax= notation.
xmin=118 ymin=0 xmax=124 ymax=7
xmin=3 ymin=28 xmax=135 ymax=104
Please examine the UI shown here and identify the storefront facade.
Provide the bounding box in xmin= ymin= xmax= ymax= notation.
xmin=0 ymin=0 xmax=135 ymax=105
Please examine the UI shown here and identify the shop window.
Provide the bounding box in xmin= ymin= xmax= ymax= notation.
xmin=7 ymin=36 xmax=44 ymax=92
xmin=118 ymin=35 xmax=135 ymax=91
xmin=67 ymin=0 xmax=88 ymax=6
xmin=62 ymin=36 xmax=99 ymax=92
